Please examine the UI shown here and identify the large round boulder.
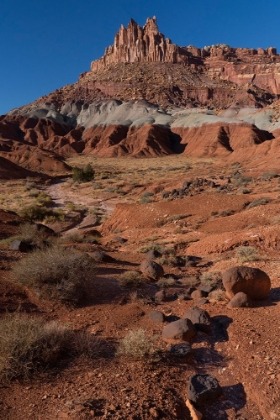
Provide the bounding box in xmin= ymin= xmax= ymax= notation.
xmin=222 ymin=266 xmax=271 ymax=300
xmin=140 ymin=259 xmax=164 ymax=281
xmin=162 ymin=318 xmax=196 ymax=342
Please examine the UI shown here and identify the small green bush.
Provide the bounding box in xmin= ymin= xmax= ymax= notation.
xmin=19 ymin=205 xmax=65 ymax=222
xmin=72 ymin=164 xmax=95 ymax=183
xmin=11 ymin=246 xmax=95 ymax=305
xmin=119 ymin=271 xmax=146 ymax=288
xmin=235 ymin=246 xmax=259 ymax=263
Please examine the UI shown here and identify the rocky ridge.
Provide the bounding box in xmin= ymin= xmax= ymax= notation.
xmin=3 ymin=17 xmax=280 ymax=173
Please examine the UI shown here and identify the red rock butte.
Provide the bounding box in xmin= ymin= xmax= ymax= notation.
xmin=90 ymin=16 xmax=280 ymax=95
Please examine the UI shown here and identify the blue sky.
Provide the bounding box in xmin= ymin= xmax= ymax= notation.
xmin=1 ymin=0 xmax=280 ymax=115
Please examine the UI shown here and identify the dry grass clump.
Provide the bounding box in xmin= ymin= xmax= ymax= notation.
xmin=209 ymin=288 xmax=226 ymax=301
xmin=179 ymin=276 xmax=198 ymax=287
xmin=117 ymin=329 xmax=159 ymax=360
xmin=137 ymin=243 xmax=162 ymax=253
xmin=0 ymin=315 xmax=71 ymax=380
xmin=200 ymin=271 xmax=222 ymax=288
xmin=119 ymin=270 xmax=146 ymax=288
xmin=157 ymin=276 xmax=176 ymax=288
xmin=11 ymin=246 xmax=95 ymax=305
xmin=235 ymin=246 xmax=259 ymax=263
xmin=0 ymin=315 xmax=109 ymax=381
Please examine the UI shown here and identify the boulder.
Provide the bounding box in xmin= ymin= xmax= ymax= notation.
xmin=140 ymin=259 xmax=164 ymax=281
xmin=227 ymin=292 xmax=253 ymax=308
xmin=168 ymin=342 xmax=192 ymax=359
xmin=222 ymin=266 xmax=271 ymax=300
xmin=162 ymin=319 xmax=196 ymax=342
xmin=197 ymin=298 xmax=209 ymax=305
xmin=36 ymin=223 xmax=57 ymax=236
xmin=154 ymin=289 xmax=166 ymax=303
xmin=113 ymin=236 xmax=127 ymax=243
xmin=149 ymin=310 xmax=165 ymax=323
xmin=191 ymin=289 xmax=207 ymax=299
xmin=183 ymin=307 xmax=211 ymax=333
xmin=146 ymin=249 xmax=162 ymax=259
xmin=188 ymin=373 xmax=222 ymax=406
xmin=91 ymin=249 xmax=114 ymax=263
xmin=199 ymin=285 xmax=214 ymax=295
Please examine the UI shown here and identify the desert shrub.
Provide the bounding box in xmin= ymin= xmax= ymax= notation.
xmin=235 ymin=246 xmax=259 ymax=263
xmin=25 ymin=181 xmax=36 ymax=191
xmin=28 ymin=188 xmax=40 ymax=197
xmin=238 ymin=188 xmax=251 ymax=195
xmin=261 ymin=171 xmax=278 ymax=181
xmin=19 ymin=205 xmax=65 ymax=222
xmin=157 ymin=276 xmax=176 ymax=288
xmin=141 ymin=191 xmax=154 ymax=198
xmin=169 ymin=214 xmax=185 ymax=221
xmin=200 ymin=271 xmax=222 ymax=288
xmin=174 ymin=226 xmax=183 ymax=234
xmin=19 ymin=204 xmax=49 ymax=221
xmin=233 ymin=175 xmax=253 ymax=187
xmin=139 ymin=196 xmax=152 ymax=204
xmin=36 ymin=192 xmax=53 ymax=206
xmin=156 ymin=255 xmax=182 ymax=267
xmin=117 ymin=329 xmax=159 ymax=360
xmin=11 ymin=246 xmax=95 ymax=305
xmin=72 ymin=164 xmax=95 ymax=183
xmin=119 ymin=271 xmax=146 ymax=287
xmin=247 ymin=197 xmax=271 ymax=209
xmin=138 ymin=243 xmax=162 ymax=253
xmin=0 ymin=315 xmax=71 ymax=380
xmin=209 ymin=288 xmax=226 ymax=301
xmin=219 ymin=209 xmax=234 ymax=217
xmin=179 ymin=276 xmax=198 ymax=287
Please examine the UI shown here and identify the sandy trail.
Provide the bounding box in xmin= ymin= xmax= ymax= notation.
xmin=45 ymin=179 xmax=117 ymax=234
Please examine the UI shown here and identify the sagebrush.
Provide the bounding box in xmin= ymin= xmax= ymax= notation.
xmin=0 ymin=315 xmax=70 ymax=380
xmin=11 ymin=245 xmax=95 ymax=304
xmin=117 ymin=329 xmax=160 ymax=360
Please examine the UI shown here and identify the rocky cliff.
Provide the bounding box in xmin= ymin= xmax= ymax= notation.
xmin=90 ymin=16 xmax=280 ymax=96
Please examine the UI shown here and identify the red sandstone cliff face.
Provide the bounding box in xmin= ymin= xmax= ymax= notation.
xmin=89 ymin=17 xmax=280 ymax=98
xmin=90 ymin=17 xmax=179 ymax=71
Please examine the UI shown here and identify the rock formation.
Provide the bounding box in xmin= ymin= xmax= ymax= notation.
xmin=90 ymin=16 xmax=280 ymax=96
xmin=90 ymin=17 xmax=179 ymax=71
xmin=3 ymin=16 xmax=280 ymax=175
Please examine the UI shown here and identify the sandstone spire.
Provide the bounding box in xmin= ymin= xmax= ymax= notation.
xmin=90 ymin=16 xmax=180 ymax=71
